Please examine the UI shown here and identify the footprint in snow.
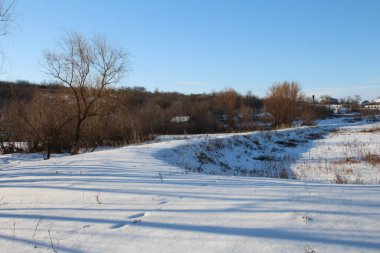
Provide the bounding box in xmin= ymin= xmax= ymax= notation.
xmin=110 ymin=213 xmax=148 ymax=229
xmin=128 ymin=212 xmax=147 ymax=219
xmin=159 ymin=196 xmax=185 ymax=205
xmin=110 ymin=222 xmax=129 ymax=229
xmin=159 ymin=201 xmax=172 ymax=205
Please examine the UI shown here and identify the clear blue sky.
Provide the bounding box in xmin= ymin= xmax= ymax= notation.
xmin=2 ymin=0 xmax=380 ymax=100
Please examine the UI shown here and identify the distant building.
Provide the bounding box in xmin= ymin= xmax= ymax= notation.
xmin=170 ymin=116 xmax=190 ymax=123
xmin=364 ymin=103 xmax=380 ymax=110
xmin=321 ymin=97 xmax=339 ymax=104
xmin=363 ymin=97 xmax=380 ymax=110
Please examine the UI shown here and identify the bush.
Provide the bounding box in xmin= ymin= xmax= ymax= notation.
xmin=264 ymin=81 xmax=304 ymax=128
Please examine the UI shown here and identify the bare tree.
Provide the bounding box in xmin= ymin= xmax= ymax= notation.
xmin=15 ymin=89 xmax=75 ymax=159
xmin=264 ymin=81 xmax=304 ymax=128
xmin=214 ymin=88 xmax=240 ymax=129
xmin=44 ymin=32 xmax=127 ymax=154
xmin=0 ymin=0 xmax=14 ymax=36
xmin=0 ymin=0 xmax=14 ymax=68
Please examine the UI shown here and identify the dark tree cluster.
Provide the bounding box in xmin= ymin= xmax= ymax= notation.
xmin=0 ymin=81 xmax=266 ymax=158
xmin=1 ymin=77 xmax=335 ymax=158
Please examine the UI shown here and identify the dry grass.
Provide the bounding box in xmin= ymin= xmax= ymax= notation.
xmin=306 ymin=133 xmax=322 ymax=140
xmin=304 ymin=245 xmax=318 ymax=253
xmin=331 ymin=129 xmax=348 ymax=135
xmin=343 ymin=168 xmax=354 ymax=174
xmin=275 ymin=140 xmax=298 ymax=147
xmin=332 ymin=157 xmax=360 ymax=165
xmin=363 ymin=153 xmax=380 ymax=166
xmin=333 ymin=173 xmax=348 ymax=184
xmin=359 ymin=126 xmax=380 ymax=133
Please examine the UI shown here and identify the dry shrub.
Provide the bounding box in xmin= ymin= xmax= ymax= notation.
xmin=196 ymin=152 xmax=215 ymax=165
xmin=360 ymin=126 xmax=380 ymax=133
xmin=333 ymin=172 xmax=348 ymax=184
xmin=343 ymin=168 xmax=354 ymax=174
xmin=276 ymin=140 xmax=297 ymax=147
xmin=306 ymin=132 xmax=324 ymax=140
xmin=332 ymin=157 xmax=360 ymax=165
xmin=254 ymin=155 xmax=276 ymax=161
xmin=304 ymin=245 xmax=318 ymax=253
xmin=363 ymin=153 xmax=380 ymax=166
xmin=331 ymin=129 xmax=349 ymax=135
xmin=264 ymin=81 xmax=303 ymax=128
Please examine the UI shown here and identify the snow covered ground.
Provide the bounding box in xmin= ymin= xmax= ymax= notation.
xmin=295 ymin=119 xmax=380 ymax=183
xmin=0 ymin=117 xmax=380 ymax=252
xmin=163 ymin=116 xmax=380 ymax=184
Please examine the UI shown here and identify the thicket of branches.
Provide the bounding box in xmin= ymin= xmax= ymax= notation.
xmin=0 ymin=81 xmax=265 ymax=157
xmin=44 ymin=32 xmax=127 ymax=154
xmin=1 ymin=79 xmax=338 ymax=158
xmin=0 ymin=0 xmax=14 ymax=36
xmin=264 ymin=81 xmax=304 ymax=128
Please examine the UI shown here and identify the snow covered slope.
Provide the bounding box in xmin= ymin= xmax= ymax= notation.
xmin=163 ymin=118 xmax=380 ymax=184
xmin=0 ymin=118 xmax=380 ymax=252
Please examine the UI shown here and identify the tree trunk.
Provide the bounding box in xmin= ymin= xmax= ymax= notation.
xmin=71 ymin=118 xmax=82 ymax=155
xmin=45 ymin=146 xmax=51 ymax=160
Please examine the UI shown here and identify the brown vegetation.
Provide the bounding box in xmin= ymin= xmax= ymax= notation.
xmin=264 ymin=81 xmax=304 ymax=128
xmin=0 ymin=81 xmax=265 ymax=157
xmin=363 ymin=153 xmax=380 ymax=166
xmin=44 ymin=32 xmax=127 ymax=154
xmin=359 ymin=126 xmax=380 ymax=133
xmin=0 ymin=78 xmax=331 ymax=158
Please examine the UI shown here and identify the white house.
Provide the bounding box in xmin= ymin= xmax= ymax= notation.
xmin=363 ymin=96 xmax=380 ymax=110
xmin=170 ymin=116 xmax=190 ymax=123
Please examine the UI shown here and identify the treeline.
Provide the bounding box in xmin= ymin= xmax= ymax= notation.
xmin=1 ymin=79 xmax=340 ymax=158
xmin=0 ymin=80 xmax=271 ymax=157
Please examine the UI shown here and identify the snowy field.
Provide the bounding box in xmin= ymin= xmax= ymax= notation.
xmin=0 ymin=117 xmax=380 ymax=252
xmin=165 ymin=117 xmax=380 ymax=184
